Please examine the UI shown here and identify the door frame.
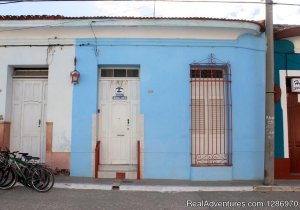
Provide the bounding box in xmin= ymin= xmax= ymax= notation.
xmin=286 ymin=84 xmax=300 ymax=173
xmin=280 ymin=70 xmax=300 ymax=159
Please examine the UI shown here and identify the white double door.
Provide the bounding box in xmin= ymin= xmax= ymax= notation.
xmin=98 ymin=79 xmax=139 ymax=164
xmin=10 ymin=79 xmax=47 ymax=161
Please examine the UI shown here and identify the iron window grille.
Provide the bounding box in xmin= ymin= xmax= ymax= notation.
xmin=190 ymin=54 xmax=232 ymax=166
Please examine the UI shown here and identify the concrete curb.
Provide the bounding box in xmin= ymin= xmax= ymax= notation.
xmin=119 ymin=185 xmax=254 ymax=192
xmin=52 ymin=182 xmax=300 ymax=192
xmin=53 ymin=183 xmax=254 ymax=192
xmin=54 ymin=183 xmax=112 ymax=190
xmin=254 ymin=186 xmax=300 ymax=192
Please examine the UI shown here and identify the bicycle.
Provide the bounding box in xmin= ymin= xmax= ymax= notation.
xmin=0 ymin=150 xmax=17 ymax=190
xmin=0 ymin=149 xmax=55 ymax=192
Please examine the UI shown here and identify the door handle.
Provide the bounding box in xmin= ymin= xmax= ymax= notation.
xmin=117 ymin=134 xmax=125 ymax=136
xmin=38 ymin=119 xmax=41 ymax=127
xmin=127 ymin=119 xmax=130 ymax=126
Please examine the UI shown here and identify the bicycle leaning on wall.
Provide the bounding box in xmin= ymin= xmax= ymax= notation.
xmin=0 ymin=149 xmax=55 ymax=192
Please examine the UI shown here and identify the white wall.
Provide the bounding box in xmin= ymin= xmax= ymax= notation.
xmin=0 ymin=47 xmax=48 ymax=120
xmin=0 ymin=45 xmax=74 ymax=152
xmin=287 ymin=36 xmax=300 ymax=53
xmin=0 ymin=26 xmax=258 ymax=41
xmin=47 ymin=46 xmax=74 ymax=152
xmin=0 ymin=63 xmax=8 ymax=121
xmin=0 ymin=19 xmax=261 ymax=42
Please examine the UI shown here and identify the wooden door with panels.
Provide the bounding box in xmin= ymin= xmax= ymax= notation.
xmin=98 ymin=68 xmax=140 ymax=166
xmin=10 ymin=69 xmax=48 ymax=162
xmin=287 ymin=88 xmax=300 ymax=174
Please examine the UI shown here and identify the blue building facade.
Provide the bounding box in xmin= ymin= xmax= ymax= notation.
xmin=70 ymin=18 xmax=266 ymax=181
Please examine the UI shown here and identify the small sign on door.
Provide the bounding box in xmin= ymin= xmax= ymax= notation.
xmin=291 ymin=78 xmax=300 ymax=92
xmin=113 ymin=87 xmax=127 ymax=100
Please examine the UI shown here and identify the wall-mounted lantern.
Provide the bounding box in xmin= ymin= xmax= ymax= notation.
xmin=70 ymin=69 xmax=80 ymax=85
xmin=70 ymin=57 xmax=80 ymax=85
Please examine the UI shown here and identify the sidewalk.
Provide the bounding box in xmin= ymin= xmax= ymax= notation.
xmin=53 ymin=176 xmax=300 ymax=192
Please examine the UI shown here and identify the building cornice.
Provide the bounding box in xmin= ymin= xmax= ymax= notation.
xmin=0 ymin=16 xmax=264 ymax=33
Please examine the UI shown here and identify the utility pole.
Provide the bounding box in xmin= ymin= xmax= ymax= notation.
xmin=264 ymin=0 xmax=275 ymax=186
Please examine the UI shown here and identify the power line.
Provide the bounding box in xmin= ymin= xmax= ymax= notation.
xmin=0 ymin=0 xmax=300 ymax=6
xmin=0 ymin=1 xmax=22 ymax=4
xmin=0 ymin=19 xmax=117 ymax=33
xmin=0 ymin=19 xmax=83 ymax=32
xmin=0 ymin=0 xmax=297 ymax=35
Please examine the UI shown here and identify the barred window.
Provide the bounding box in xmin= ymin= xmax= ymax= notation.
xmin=190 ymin=63 xmax=232 ymax=166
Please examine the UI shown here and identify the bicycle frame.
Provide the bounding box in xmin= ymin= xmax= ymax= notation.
xmin=9 ymin=157 xmax=36 ymax=186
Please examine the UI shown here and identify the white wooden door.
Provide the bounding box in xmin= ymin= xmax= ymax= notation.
xmin=10 ymin=79 xmax=47 ymax=161
xmin=98 ymin=79 xmax=139 ymax=164
xmin=110 ymin=101 xmax=130 ymax=164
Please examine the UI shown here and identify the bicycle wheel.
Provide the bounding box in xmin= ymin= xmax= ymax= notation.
xmin=0 ymin=168 xmax=12 ymax=186
xmin=31 ymin=167 xmax=55 ymax=192
xmin=0 ymin=167 xmax=17 ymax=190
xmin=0 ymin=168 xmax=5 ymax=183
xmin=0 ymin=168 xmax=6 ymax=184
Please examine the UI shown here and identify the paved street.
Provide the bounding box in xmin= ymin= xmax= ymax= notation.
xmin=1 ymin=187 xmax=300 ymax=210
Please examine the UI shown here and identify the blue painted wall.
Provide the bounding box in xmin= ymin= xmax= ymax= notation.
xmin=71 ymin=41 xmax=99 ymax=176
xmin=274 ymin=40 xmax=300 ymax=158
xmin=71 ymin=35 xmax=266 ymax=180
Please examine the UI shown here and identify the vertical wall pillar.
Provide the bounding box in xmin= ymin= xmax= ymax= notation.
xmin=46 ymin=122 xmax=53 ymax=164
xmin=0 ymin=122 xmax=10 ymax=150
xmin=71 ymin=43 xmax=98 ymax=177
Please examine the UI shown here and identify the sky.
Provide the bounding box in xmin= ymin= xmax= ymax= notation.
xmin=0 ymin=0 xmax=299 ymax=24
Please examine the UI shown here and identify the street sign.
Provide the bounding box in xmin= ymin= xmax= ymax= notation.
xmin=113 ymin=86 xmax=127 ymax=100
